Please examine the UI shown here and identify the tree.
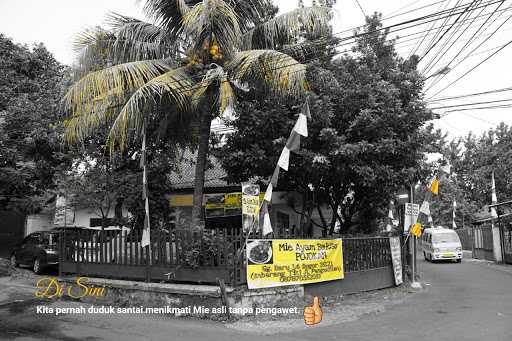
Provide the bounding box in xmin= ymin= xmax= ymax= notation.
xmin=216 ymin=14 xmax=441 ymax=234
xmin=0 ymin=35 xmax=70 ymax=213
xmin=448 ymin=123 xmax=512 ymax=216
xmin=61 ymin=130 xmax=178 ymax=231
xmin=63 ymin=0 xmax=332 ymax=228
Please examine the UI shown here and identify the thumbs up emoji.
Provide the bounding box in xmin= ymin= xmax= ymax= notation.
xmin=304 ymin=296 xmax=322 ymax=325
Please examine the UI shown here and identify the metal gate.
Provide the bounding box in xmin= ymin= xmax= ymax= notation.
xmin=502 ymin=225 xmax=512 ymax=264
xmin=0 ymin=211 xmax=25 ymax=258
xmin=473 ymin=226 xmax=494 ymax=261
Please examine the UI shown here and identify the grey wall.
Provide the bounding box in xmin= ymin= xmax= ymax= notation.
xmin=304 ymin=266 xmax=396 ymax=296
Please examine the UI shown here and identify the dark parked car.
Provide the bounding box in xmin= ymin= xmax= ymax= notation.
xmin=10 ymin=231 xmax=60 ymax=274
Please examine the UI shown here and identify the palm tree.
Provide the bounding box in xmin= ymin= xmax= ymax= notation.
xmin=63 ymin=0 xmax=332 ymax=228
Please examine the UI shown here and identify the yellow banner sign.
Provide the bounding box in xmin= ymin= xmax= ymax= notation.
xmin=246 ymin=239 xmax=344 ymax=289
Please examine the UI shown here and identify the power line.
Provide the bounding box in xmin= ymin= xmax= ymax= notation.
xmin=354 ymin=0 xmax=367 ymax=18
xmin=68 ymin=0 xmax=510 ymax=122
xmin=384 ymin=0 xmax=450 ymax=20
xmin=294 ymin=0 xmax=504 ymax=58
xmin=430 ymin=97 xmax=512 ymax=109
xmin=332 ymin=2 xmax=512 ymax=60
xmin=334 ymin=0 xmax=504 ymax=49
xmin=417 ymin=0 xmax=463 ymax=59
xmin=419 ymin=0 xmax=472 ymax=62
xmin=393 ymin=6 xmax=512 ymax=52
xmin=409 ymin=0 xmax=454 ymax=58
xmin=421 ymin=0 xmax=495 ymax=75
xmin=334 ymin=8 xmax=511 ymax=57
xmin=71 ymin=0 xmax=502 ymax=105
xmin=427 ymin=37 xmax=512 ymax=99
xmin=440 ymin=103 xmax=512 ymax=113
xmin=428 ymin=85 xmax=512 ymax=101
xmin=461 ymin=111 xmax=501 ymax=125
xmin=425 ymin=1 xmax=512 ymax=91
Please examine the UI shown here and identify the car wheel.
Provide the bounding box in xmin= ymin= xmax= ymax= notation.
xmin=33 ymin=258 xmax=43 ymax=274
xmin=10 ymin=254 xmax=18 ymax=267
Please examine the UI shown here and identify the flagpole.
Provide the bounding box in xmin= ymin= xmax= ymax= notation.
xmin=236 ymin=99 xmax=310 ymax=261
xmin=141 ymin=122 xmax=152 ymax=271
xmin=410 ymin=185 xmax=417 ymax=284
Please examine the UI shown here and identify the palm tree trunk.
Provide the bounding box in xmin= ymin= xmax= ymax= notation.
xmin=191 ymin=112 xmax=212 ymax=228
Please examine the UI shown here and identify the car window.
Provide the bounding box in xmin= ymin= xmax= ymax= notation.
xmin=41 ymin=234 xmax=50 ymax=245
xmin=433 ymin=233 xmax=460 ymax=243
xmin=26 ymin=234 xmax=40 ymax=244
xmin=34 ymin=234 xmax=43 ymax=244
xmin=49 ymin=233 xmax=59 ymax=245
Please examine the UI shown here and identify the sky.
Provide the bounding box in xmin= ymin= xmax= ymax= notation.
xmin=0 ymin=0 xmax=511 ymax=139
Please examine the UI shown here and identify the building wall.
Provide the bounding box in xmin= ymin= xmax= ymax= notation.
xmin=65 ymin=206 xmax=131 ymax=228
xmin=25 ymin=214 xmax=54 ymax=235
xmin=169 ymin=190 xmax=304 ymax=232
xmin=25 ymin=205 xmax=131 ymax=233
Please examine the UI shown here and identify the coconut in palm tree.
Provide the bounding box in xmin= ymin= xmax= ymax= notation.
xmin=64 ymin=0 xmax=333 ymax=228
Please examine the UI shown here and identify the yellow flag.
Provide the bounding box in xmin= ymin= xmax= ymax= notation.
xmin=430 ymin=177 xmax=439 ymax=195
xmin=411 ymin=222 xmax=422 ymax=237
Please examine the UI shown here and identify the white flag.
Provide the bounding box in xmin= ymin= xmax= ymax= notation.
xmin=262 ymin=211 xmax=273 ymax=236
xmin=141 ymin=198 xmax=151 ymax=248
xmin=491 ymin=171 xmax=498 ymax=218
xmin=264 ymin=183 xmax=273 ymax=202
xmin=277 ymin=147 xmax=290 ymax=171
xmin=141 ymin=228 xmax=150 ymax=248
xmin=293 ymin=114 xmax=308 ymax=137
xmin=440 ymin=164 xmax=451 ymax=174
xmin=420 ymin=201 xmax=430 ymax=216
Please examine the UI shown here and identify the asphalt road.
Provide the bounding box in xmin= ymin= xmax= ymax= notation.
xmin=0 ymin=257 xmax=511 ymax=341
xmin=292 ymin=258 xmax=512 ymax=341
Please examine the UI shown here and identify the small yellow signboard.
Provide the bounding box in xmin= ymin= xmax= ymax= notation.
xmin=246 ymin=239 xmax=344 ymax=289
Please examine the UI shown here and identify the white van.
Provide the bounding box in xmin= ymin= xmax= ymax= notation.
xmin=422 ymin=227 xmax=462 ymax=262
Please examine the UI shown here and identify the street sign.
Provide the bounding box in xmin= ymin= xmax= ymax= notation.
xmin=389 ymin=237 xmax=403 ymax=285
xmin=404 ymin=203 xmax=419 ymax=233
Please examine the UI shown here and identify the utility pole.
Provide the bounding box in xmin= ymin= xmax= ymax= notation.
xmin=411 ymin=185 xmax=416 ymax=282
xmin=410 ymin=184 xmax=421 ymax=289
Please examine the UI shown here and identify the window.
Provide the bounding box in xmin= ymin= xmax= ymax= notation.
xmin=27 ymin=234 xmax=41 ymax=245
xmin=41 ymin=234 xmax=50 ymax=245
xmin=433 ymin=233 xmax=460 ymax=244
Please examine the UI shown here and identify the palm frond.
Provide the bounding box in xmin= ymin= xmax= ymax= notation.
xmin=182 ymin=0 xmax=241 ymax=56
xmin=227 ymin=50 xmax=307 ymax=98
xmin=73 ymin=27 xmax=117 ymax=75
xmin=241 ymin=6 xmax=332 ymax=50
xmin=192 ymin=66 xmax=236 ymax=116
xmin=225 ymin=0 xmax=276 ymax=31
xmin=142 ymin=0 xmax=193 ymax=35
xmin=219 ymin=75 xmax=235 ymax=116
xmin=64 ymin=59 xmax=173 ymax=118
xmin=64 ymin=91 xmax=126 ymax=145
xmin=107 ymin=67 xmax=195 ymax=152
xmin=106 ymin=13 xmax=179 ymax=62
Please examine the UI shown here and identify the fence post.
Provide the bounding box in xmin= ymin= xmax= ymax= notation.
xmin=58 ymin=230 xmax=63 ymax=277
